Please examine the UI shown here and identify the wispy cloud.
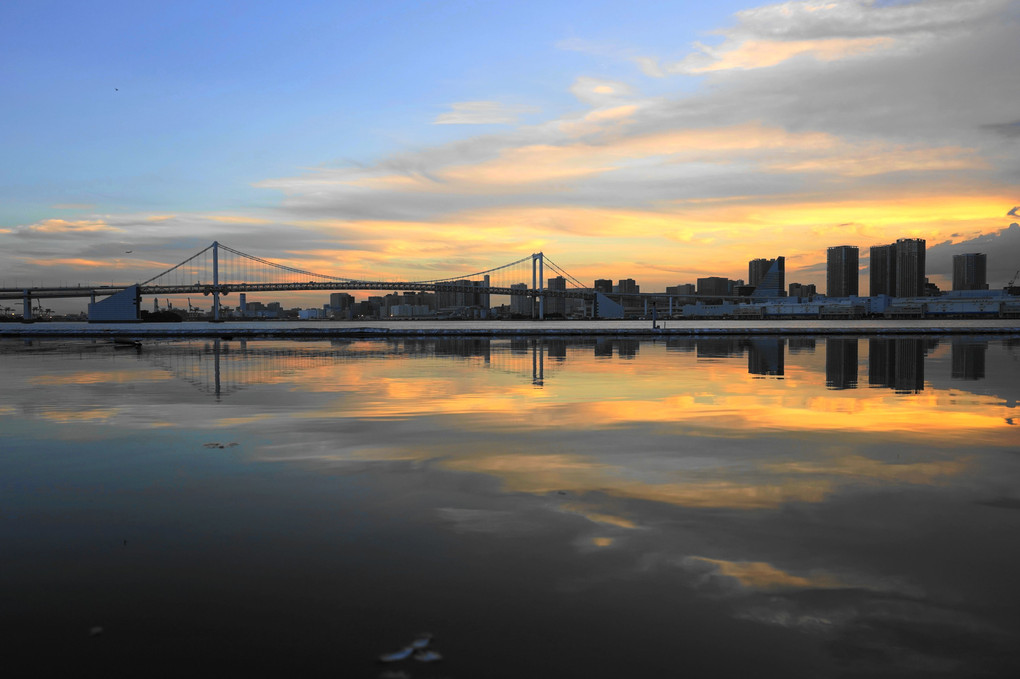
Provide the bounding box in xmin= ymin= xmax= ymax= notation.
xmin=433 ymin=101 xmax=539 ymax=125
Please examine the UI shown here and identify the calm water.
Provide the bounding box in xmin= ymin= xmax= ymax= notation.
xmin=2 ymin=336 xmax=1018 ymax=677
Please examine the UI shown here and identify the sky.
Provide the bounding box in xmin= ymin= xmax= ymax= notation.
xmin=2 ymin=0 xmax=1019 ymax=311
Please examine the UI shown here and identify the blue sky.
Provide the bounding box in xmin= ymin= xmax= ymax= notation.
xmin=2 ymin=1 xmax=1019 ymax=308
xmin=2 ymin=0 xmax=745 ymax=220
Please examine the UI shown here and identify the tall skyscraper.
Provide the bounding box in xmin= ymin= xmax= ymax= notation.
xmin=826 ymin=245 xmax=859 ymax=297
xmin=952 ymin=253 xmax=988 ymax=291
xmin=869 ymin=243 xmax=897 ymax=296
xmin=894 ymin=239 xmax=926 ymax=297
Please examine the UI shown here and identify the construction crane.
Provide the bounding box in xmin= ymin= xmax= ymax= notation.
xmin=1008 ymin=269 xmax=1020 ymax=288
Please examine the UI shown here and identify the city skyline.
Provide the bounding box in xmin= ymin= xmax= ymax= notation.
xmin=2 ymin=0 xmax=1019 ymax=312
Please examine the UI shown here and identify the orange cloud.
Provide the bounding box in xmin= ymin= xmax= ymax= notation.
xmin=19 ymin=219 xmax=120 ymax=234
xmin=688 ymin=37 xmax=895 ymax=73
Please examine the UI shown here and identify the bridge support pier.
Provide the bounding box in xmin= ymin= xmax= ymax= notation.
xmin=22 ymin=290 xmax=32 ymax=322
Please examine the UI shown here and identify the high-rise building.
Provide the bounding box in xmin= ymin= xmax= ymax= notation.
xmin=869 ymin=244 xmax=897 ymax=296
xmin=894 ymin=239 xmax=926 ymax=297
xmin=545 ymin=276 xmax=566 ymax=317
xmin=750 ymin=257 xmax=785 ymax=298
xmin=952 ymin=253 xmax=988 ymax=291
xmin=594 ymin=279 xmax=613 ymax=293
xmin=748 ymin=259 xmax=773 ymax=287
xmin=509 ymin=283 xmax=532 ymax=316
xmin=617 ymin=279 xmax=639 ymax=294
xmin=827 ymin=246 xmax=859 ymax=297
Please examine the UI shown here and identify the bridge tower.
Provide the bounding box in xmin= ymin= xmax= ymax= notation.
xmin=532 ymin=252 xmax=544 ymax=320
xmin=212 ymin=240 xmax=220 ymax=322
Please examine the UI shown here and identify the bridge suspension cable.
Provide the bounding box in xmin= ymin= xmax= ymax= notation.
xmin=542 ymin=255 xmax=590 ymax=290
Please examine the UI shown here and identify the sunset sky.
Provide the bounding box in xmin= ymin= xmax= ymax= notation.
xmin=2 ymin=0 xmax=1019 ymax=311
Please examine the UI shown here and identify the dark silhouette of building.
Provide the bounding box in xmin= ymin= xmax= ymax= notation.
xmin=697 ymin=276 xmax=730 ymax=296
xmin=594 ymin=279 xmax=613 ymax=293
xmin=870 ymin=243 xmax=897 ymax=296
xmin=617 ymin=279 xmax=639 ymax=294
xmin=895 ymin=238 xmax=926 ymax=297
xmin=952 ymin=253 xmax=988 ymax=291
xmin=825 ymin=338 xmax=858 ymax=389
xmin=827 ymin=245 xmax=859 ymax=297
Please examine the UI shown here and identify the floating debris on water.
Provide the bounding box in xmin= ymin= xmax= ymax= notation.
xmin=378 ymin=647 xmax=414 ymax=663
xmin=203 ymin=442 xmax=240 ymax=449
xmin=413 ymin=649 xmax=442 ymax=663
xmin=379 ymin=633 xmax=443 ymax=664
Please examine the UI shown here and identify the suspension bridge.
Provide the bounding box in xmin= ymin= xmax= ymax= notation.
xmin=0 ymin=241 xmax=622 ymax=321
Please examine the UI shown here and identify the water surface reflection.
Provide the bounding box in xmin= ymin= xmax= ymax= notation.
xmin=2 ymin=336 xmax=1018 ymax=677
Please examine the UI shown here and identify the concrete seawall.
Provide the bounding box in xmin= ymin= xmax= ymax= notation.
xmin=3 ymin=319 xmax=1020 ymax=338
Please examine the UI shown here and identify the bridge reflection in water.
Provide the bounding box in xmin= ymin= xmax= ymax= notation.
xmin=123 ymin=335 xmax=1002 ymax=399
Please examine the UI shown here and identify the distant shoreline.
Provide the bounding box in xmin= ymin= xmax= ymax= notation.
xmin=2 ymin=319 xmax=1019 ymax=338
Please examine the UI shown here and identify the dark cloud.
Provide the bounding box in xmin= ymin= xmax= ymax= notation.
xmin=983 ymin=120 xmax=1020 ymax=138
xmin=927 ymin=222 xmax=1020 ymax=287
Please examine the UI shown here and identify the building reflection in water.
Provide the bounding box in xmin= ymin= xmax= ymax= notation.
xmin=748 ymin=338 xmax=785 ymax=377
xmin=130 ymin=335 xmax=1013 ymax=400
xmin=952 ymin=339 xmax=987 ymax=380
xmin=868 ymin=338 xmax=925 ymax=393
xmin=788 ymin=337 xmax=817 ymax=354
xmin=825 ymin=338 xmax=858 ymax=390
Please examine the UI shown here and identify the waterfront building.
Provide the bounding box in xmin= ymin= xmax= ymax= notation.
xmin=750 ymin=257 xmax=785 ymax=298
xmin=788 ymin=282 xmax=816 ymax=299
xmin=827 ymin=246 xmax=859 ymax=297
xmin=594 ymin=279 xmax=613 ymax=293
xmin=895 ymin=239 xmax=926 ymax=297
xmin=869 ymin=243 xmax=897 ymax=296
xmin=952 ymin=253 xmax=988 ymax=291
